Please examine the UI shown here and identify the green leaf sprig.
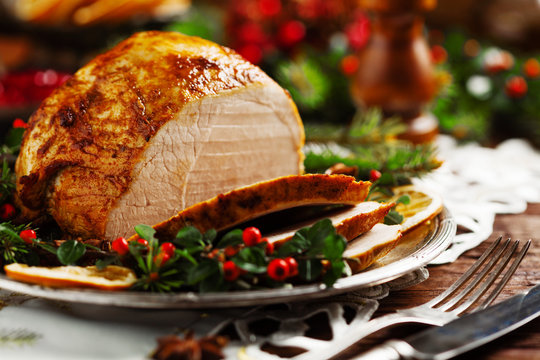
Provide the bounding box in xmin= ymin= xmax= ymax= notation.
xmin=109 ymin=219 xmax=350 ymax=293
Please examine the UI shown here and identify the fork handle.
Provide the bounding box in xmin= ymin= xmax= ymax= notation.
xmin=294 ymin=312 xmax=431 ymax=360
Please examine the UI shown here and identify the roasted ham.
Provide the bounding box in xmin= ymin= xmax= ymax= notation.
xmin=15 ymin=31 xmax=305 ymax=240
xmin=128 ymin=174 xmax=372 ymax=242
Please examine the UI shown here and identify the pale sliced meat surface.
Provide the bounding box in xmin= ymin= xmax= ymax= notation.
xmin=128 ymin=174 xmax=371 ymax=242
xmin=264 ymin=202 xmax=394 ymax=245
xmin=105 ymin=85 xmax=303 ymax=239
xmin=344 ymin=223 xmax=402 ymax=272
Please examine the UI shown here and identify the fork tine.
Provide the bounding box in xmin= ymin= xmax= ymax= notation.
xmin=476 ymin=239 xmax=531 ymax=311
xmin=424 ymin=236 xmax=503 ymax=308
xmin=448 ymin=239 xmax=519 ymax=314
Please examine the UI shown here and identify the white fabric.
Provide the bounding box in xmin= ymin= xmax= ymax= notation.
xmin=420 ymin=136 xmax=540 ymax=264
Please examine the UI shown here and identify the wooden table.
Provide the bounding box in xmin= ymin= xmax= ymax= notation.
xmin=338 ymin=203 xmax=540 ymax=360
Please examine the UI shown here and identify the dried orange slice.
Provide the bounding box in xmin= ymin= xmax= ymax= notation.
xmin=384 ymin=185 xmax=443 ymax=233
xmin=4 ymin=264 xmax=137 ymax=290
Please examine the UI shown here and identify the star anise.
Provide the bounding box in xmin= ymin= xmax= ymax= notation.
xmin=151 ymin=331 xmax=228 ymax=360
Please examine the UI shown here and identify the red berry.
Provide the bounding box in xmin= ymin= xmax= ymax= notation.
xmin=369 ymin=169 xmax=382 ymax=182
xmin=505 ymin=76 xmax=527 ymax=99
xmin=137 ymin=238 xmax=148 ymax=247
xmin=112 ymin=237 xmax=129 ymax=256
xmin=340 ymin=55 xmax=360 ymax=76
xmin=153 ymin=252 xmax=171 ymax=267
xmin=0 ymin=203 xmax=16 ymax=220
xmin=279 ymin=20 xmax=306 ymax=46
xmin=430 ymin=45 xmax=448 ymax=64
xmin=523 ymin=58 xmax=540 ymax=79
xmin=19 ymin=229 xmax=36 ymax=245
xmin=160 ymin=242 xmax=176 ymax=257
xmin=149 ymin=272 xmax=160 ymax=281
xmin=224 ymin=246 xmax=239 ymax=258
xmin=262 ymin=238 xmax=274 ymax=255
xmin=223 ymin=260 xmax=241 ymax=281
xmin=243 ymin=227 xmax=262 ymax=246
xmin=237 ymin=44 xmax=263 ymax=64
xmin=267 ymin=258 xmax=289 ymax=281
xmin=12 ymin=118 xmax=28 ymax=129
xmin=285 ymin=257 xmax=298 ymax=277
xmin=259 ymin=0 xmax=281 ymax=17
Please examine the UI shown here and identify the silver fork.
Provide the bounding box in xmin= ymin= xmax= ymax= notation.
xmin=307 ymin=237 xmax=531 ymax=360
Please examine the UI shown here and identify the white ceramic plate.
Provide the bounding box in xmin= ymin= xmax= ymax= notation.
xmin=0 ymin=208 xmax=455 ymax=309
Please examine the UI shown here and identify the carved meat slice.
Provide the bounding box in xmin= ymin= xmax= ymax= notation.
xmin=344 ymin=223 xmax=402 ymax=272
xmin=264 ymin=202 xmax=394 ymax=245
xmin=128 ymin=174 xmax=372 ymax=242
xmin=15 ymin=31 xmax=304 ymax=240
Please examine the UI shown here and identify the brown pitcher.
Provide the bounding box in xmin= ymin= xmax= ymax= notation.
xmin=351 ymin=0 xmax=438 ymax=143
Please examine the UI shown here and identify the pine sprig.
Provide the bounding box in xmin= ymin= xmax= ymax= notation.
xmin=0 ymin=160 xmax=16 ymax=203
xmin=304 ymin=109 xmax=441 ymax=183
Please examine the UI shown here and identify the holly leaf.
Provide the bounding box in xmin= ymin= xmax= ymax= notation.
xmin=323 ymin=233 xmax=347 ymax=261
xmin=135 ymin=224 xmax=157 ymax=241
xmin=216 ymin=229 xmax=243 ymax=248
xmin=95 ymin=256 xmax=117 ymax=270
xmin=277 ymin=227 xmax=310 ymax=257
xmin=175 ymin=226 xmax=204 ymax=248
xmin=384 ymin=209 xmax=404 ymax=225
xmin=57 ymin=240 xmax=86 ymax=265
xmin=203 ymin=229 xmax=217 ymax=245
xmin=305 ymin=219 xmax=335 ymax=257
xmin=233 ymin=247 xmax=267 ymax=273
xmin=187 ymin=259 xmax=219 ymax=285
xmin=323 ymin=260 xmax=345 ymax=287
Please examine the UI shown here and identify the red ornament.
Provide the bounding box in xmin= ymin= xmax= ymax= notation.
xmin=20 ymin=229 xmax=37 ymax=245
xmin=340 ymin=55 xmax=360 ymax=76
xmin=345 ymin=14 xmax=370 ymax=50
xmin=112 ymin=237 xmax=130 ymax=255
xmin=523 ymin=58 xmax=540 ymax=79
xmin=12 ymin=118 xmax=28 ymax=129
xmin=484 ymin=49 xmax=514 ymax=74
xmin=284 ymin=257 xmax=298 ymax=277
xmin=259 ymin=0 xmax=281 ymax=17
xmin=237 ymin=44 xmax=263 ymax=64
xmin=160 ymin=242 xmax=176 ymax=257
xmin=369 ymin=169 xmax=382 ymax=182
xmin=238 ymin=22 xmax=267 ymax=44
xmin=279 ymin=20 xmax=306 ymax=47
xmin=505 ymin=76 xmax=527 ymax=99
xmin=0 ymin=203 xmax=16 ymax=219
xmin=430 ymin=45 xmax=448 ymax=64
xmin=223 ymin=260 xmax=241 ymax=281
xmin=267 ymin=258 xmax=289 ymax=281
xmin=243 ymin=226 xmax=262 ymax=246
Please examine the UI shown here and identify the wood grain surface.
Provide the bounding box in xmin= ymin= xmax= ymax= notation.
xmin=337 ymin=203 xmax=540 ymax=360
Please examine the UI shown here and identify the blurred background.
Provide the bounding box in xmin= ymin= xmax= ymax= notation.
xmin=0 ymin=0 xmax=539 ymax=146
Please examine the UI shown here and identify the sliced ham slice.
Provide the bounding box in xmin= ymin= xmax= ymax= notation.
xmin=344 ymin=223 xmax=402 ymax=272
xmin=264 ymin=201 xmax=394 ymax=245
xmin=128 ymin=174 xmax=371 ymax=242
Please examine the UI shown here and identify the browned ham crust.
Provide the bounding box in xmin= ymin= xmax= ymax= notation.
xmin=128 ymin=174 xmax=371 ymax=242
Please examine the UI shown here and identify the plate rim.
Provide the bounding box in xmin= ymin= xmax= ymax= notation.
xmin=0 ymin=208 xmax=456 ymax=309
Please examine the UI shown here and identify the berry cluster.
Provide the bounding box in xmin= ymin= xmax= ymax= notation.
xmin=225 ymin=0 xmax=369 ymax=65
xmin=0 ymin=69 xmax=71 ymax=107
